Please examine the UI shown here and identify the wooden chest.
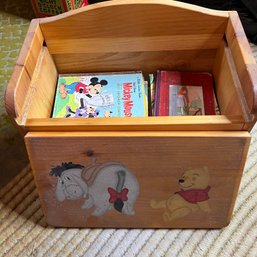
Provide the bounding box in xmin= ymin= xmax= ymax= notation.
xmin=5 ymin=0 xmax=257 ymax=228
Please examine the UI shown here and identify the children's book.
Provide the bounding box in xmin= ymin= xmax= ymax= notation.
xmin=52 ymin=71 xmax=148 ymax=118
xmin=149 ymin=74 xmax=156 ymax=116
xmin=154 ymin=70 xmax=217 ymax=116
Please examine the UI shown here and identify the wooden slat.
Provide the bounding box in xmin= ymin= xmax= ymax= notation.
xmin=24 ymin=115 xmax=245 ymax=132
xmin=25 ymin=130 xmax=250 ymax=138
xmin=46 ymin=34 xmax=223 ymax=55
xmin=226 ymin=11 xmax=257 ymax=130
xmin=16 ymin=19 xmax=44 ymax=78
xmin=54 ymin=49 xmax=216 ymax=74
xmin=22 ymin=47 xmax=58 ymax=123
xmin=212 ymin=40 xmax=252 ymax=124
xmin=213 ymin=42 xmax=240 ymax=115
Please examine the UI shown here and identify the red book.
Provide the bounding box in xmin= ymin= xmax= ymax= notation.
xmin=154 ymin=70 xmax=216 ymax=116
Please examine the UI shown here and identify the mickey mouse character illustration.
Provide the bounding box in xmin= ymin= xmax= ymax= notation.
xmin=79 ymin=77 xmax=114 ymax=108
xmin=59 ymin=78 xmax=89 ymax=99
xmin=61 ymin=76 xmax=113 ymax=109
xmin=75 ymin=106 xmax=100 ymax=118
xmin=150 ymin=166 xmax=211 ymax=222
xmin=73 ymin=77 xmax=107 ymax=108
xmin=49 ymin=159 xmax=139 ymax=217
xmin=64 ymin=105 xmax=111 ymax=118
xmin=87 ymin=77 xmax=108 ymax=97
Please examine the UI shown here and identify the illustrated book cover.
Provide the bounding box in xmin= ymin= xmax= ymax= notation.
xmin=169 ymin=85 xmax=205 ymax=116
xmin=52 ymin=71 xmax=148 ymax=118
xmin=154 ymin=70 xmax=217 ymax=116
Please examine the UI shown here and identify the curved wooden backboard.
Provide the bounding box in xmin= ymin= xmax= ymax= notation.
xmin=39 ymin=0 xmax=229 ymax=40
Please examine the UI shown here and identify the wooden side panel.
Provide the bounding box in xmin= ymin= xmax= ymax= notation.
xmin=5 ymin=65 xmax=31 ymax=121
xmin=5 ymin=19 xmax=44 ymax=122
xmin=226 ymin=11 xmax=257 ymax=130
xmin=25 ymin=131 xmax=250 ymax=228
xmin=16 ymin=19 xmax=44 ymax=78
xmin=213 ymin=40 xmax=251 ymax=122
xmin=25 ymin=47 xmax=58 ymax=120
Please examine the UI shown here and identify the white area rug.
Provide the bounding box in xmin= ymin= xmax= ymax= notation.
xmin=0 ymin=40 xmax=257 ymax=257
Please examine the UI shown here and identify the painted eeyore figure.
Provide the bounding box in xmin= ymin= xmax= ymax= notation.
xmin=49 ymin=160 xmax=139 ymax=216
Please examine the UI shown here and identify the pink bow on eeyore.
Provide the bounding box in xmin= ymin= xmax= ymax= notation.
xmin=108 ymin=187 xmax=129 ymax=203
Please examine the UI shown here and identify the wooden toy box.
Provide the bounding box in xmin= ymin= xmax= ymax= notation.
xmin=5 ymin=0 xmax=257 ymax=228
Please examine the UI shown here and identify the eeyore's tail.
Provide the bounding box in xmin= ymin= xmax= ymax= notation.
xmin=114 ymin=170 xmax=126 ymax=212
xmin=107 ymin=170 xmax=128 ymax=213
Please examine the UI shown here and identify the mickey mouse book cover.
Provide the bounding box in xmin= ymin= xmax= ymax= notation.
xmin=52 ymin=71 xmax=148 ymax=118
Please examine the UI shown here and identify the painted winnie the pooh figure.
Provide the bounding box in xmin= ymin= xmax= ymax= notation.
xmin=150 ymin=166 xmax=211 ymax=222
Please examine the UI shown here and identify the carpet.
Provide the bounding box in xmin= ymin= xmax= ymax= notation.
xmin=1 ymin=2 xmax=257 ymax=256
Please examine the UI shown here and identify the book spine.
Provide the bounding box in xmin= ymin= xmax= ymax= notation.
xmin=143 ymin=80 xmax=149 ymax=116
xmin=153 ymin=71 xmax=161 ymax=116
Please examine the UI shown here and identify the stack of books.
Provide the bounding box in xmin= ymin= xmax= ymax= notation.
xmin=52 ymin=70 xmax=220 ymax=119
